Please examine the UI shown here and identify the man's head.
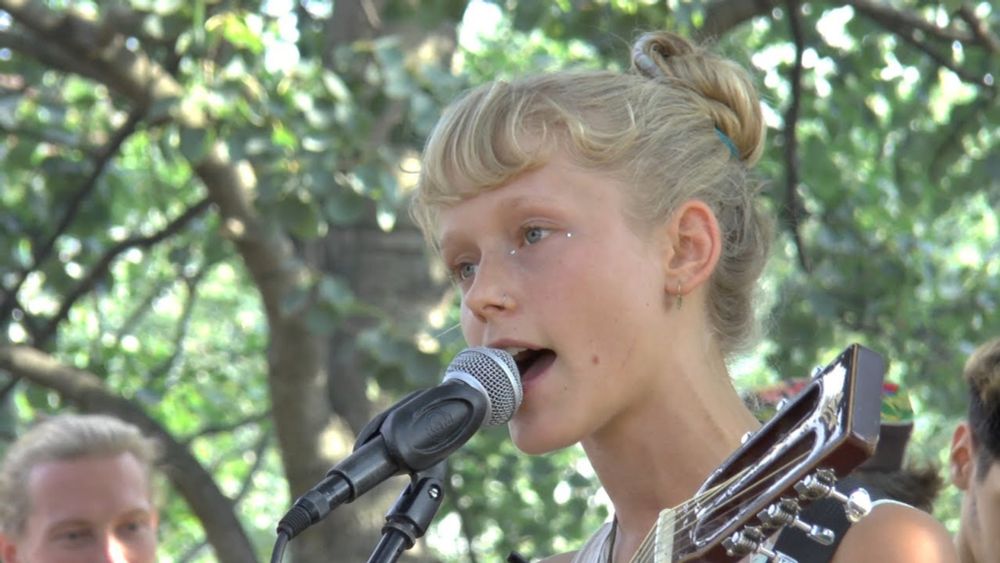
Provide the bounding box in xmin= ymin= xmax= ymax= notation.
xmin=950 ymin=337 xmax=1000 ymax=563
xmin=0 ymin=414 xmax=160 ymax=563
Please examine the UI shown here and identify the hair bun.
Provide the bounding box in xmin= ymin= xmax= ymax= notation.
xmin=630 ymin=31 xmax=766 ymax=165
xmin=631 ymin=33 xmax=694 ymax=78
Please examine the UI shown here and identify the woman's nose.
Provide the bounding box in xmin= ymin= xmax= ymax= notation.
xmin=463 ymin=256 xmax=516 ymax=321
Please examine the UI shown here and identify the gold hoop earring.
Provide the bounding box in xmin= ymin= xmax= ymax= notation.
xmin=675 ymin=282 xmax=683 ymax=310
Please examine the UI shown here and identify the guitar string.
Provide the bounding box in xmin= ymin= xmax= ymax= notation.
xmin=628 ymin=465 xmax=758 ymax=563
xmin=661 ymin=450 xmax=812 ymax=557
xmin=629 ymin=452 xmax=804 ymax=563
xmin=637 ymin=449 xmax=814 ymax=562
xmin=628 ymin=450 xmax=812 ymax=563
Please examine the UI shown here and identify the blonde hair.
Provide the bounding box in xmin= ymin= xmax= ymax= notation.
xmin=0 ymin=413 xmax=161 ymax=536
xmin=412 ymin=31 xmax=771 ymax=356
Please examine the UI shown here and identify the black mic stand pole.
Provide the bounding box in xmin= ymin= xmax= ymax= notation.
xmin=366 ymin=461 xmax=447 ymax=563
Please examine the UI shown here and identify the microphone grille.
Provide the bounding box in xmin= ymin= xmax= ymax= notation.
xmin=445 ymin=347 xmax=523 ymax=426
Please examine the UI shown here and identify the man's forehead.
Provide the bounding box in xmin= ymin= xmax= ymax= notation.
xmin=25 ymin=452 xmax=152 ymax=519
xmin=28 ymin=451 xmax=145 ymax=482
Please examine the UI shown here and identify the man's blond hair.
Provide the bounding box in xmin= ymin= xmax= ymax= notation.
xmin=963 ymin=337 xmax=1000 ymax=477
xmin=0 ymin=413 xmax=160 ymax=536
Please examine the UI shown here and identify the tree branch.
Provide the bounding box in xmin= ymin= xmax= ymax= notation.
xmin=0 ymin=121 xmax=97 ymax=156
xmin=111 ymin=279 xmax=173 ymax=345
xmin=0 ymin=28 xmax=115 ymax=86
xmin=181 ymin=411 xmax=271 ymax=445
xmin=0 ymin=108 xmax=146 ymax=335
xmin=843 ymin=0 xmax=994 ymax=87
xmin=897 ymin=30 xmax=992 ymax=87
xmin=36 ymin=198 xmax=212 ymax=346
xmin=782 ymin=0 xmax=811 ymax=272
xmin=0 ymin=344 xmax=259 ymax=563
xmin=0 ymin=0 xmax=182 ymax=108
xmin=234 ymin=427 xmax=272 ymax=505
xmin=0 ymin=2 xmax=340 ymax=519
xmin=957 ymin=5 xmax=1000 ymax=53
xmin=699 ymin=0 xmax=782 ymax=40
xmin=176 ymin=427 xmax=272 ymax=563
xmin=145 ymin=267 xmax=209 ymax=383
xmin=844 ymin=0 xmax=974 ymax=43
xmin=929 ymin=94 xmax=998 ymax=181
xmin=1 ymin=3 xmax=422 ymax=559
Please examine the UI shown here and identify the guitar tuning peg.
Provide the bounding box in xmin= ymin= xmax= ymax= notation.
xmin=840 ymin=488 xmax=874 ymax=522
xmin=722 ymin=526 xmax=798 ymax=563
xmin=757 ymin=498 xmax=835 ymax=546
xmin=722 ymin=525 xmax=766 ymax=557
xmin=794 ymin=469 xmax=873 ymax=523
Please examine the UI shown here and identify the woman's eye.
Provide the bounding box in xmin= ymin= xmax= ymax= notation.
xmin=453 ymin=262 xmax=478 ymax=282
xmin=523 ymin=226 xmax=551 ymax=245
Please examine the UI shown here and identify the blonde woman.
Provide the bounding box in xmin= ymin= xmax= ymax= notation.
xmin=412 ymin=30 xmax=955 ymax=563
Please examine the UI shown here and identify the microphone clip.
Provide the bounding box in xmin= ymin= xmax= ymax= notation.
xmin=367 ymin=462 xmax=447 ymax=563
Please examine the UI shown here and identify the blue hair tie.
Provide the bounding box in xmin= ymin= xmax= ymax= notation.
xmin=715 ymin=128 xmax=739 ymax=159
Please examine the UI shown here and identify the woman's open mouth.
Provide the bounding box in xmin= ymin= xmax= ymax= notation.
xmin=511 ymin=348 xmax=556 ymax=384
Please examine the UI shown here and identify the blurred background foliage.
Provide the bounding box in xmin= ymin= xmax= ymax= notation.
xmin=0 ymin=0 xmax=996 ymax=561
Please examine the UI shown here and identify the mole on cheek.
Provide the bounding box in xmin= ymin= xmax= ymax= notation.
xmin=592 ymin=355 xmax=600 ymax=365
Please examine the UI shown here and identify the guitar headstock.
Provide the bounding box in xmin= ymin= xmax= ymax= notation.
xmin=643 ymin=344 xmax=885 ymax=563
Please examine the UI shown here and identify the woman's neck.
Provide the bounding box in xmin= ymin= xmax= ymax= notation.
xmin=581 ymin=349 xmax=760 ymax=562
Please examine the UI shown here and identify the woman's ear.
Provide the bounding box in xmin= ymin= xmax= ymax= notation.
xmin=950 ymin=422 xmax=975 ymax=490
xmin=661 ymin=200 xmax=722 ymax=294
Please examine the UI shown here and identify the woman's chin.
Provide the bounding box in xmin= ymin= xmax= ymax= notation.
xmin=508 ymin=419 xmax=577 ymax=455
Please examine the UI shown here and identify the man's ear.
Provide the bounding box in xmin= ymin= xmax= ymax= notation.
xmin=950 ymin=422 xmax=975 ymax=490
xmin=661 ymin=200 xmax=721 ymax=295
xmin=0 ymin=532 xmax=20 ymax=563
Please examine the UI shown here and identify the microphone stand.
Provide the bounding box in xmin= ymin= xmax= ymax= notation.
xmin=366 ymin=461 xmax=447 ymax=563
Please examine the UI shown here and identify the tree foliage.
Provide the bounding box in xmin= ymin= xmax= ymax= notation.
xmin=0 ymin=0 xmax=996 ymax=561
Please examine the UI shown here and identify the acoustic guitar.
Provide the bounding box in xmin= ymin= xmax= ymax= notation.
xmin=629 ymin=343 xmax=886 ymax=562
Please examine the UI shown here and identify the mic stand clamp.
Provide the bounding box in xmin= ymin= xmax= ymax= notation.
xmin=366 ymin=461 xmax=447 ymax=563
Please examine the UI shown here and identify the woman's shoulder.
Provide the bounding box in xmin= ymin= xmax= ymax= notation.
xmin=832 ymin=501 xmax=957 ymax=563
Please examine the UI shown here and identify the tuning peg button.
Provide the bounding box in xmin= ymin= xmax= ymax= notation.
xmin=757 ymin=498 xmax=835 ymax=545
xmin=722 ymin=526 xmax=767 ymax=557
xmin=794 ymin=469 xmax=873 ymax=523
xmin=840 ymin=489 xmax=873 ymax=522
xmin=722 ymin=526 xmax=799 ymax=563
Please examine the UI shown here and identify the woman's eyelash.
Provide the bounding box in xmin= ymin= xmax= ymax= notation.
xmin=521 ymin=225 xmax=552 ymax=244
